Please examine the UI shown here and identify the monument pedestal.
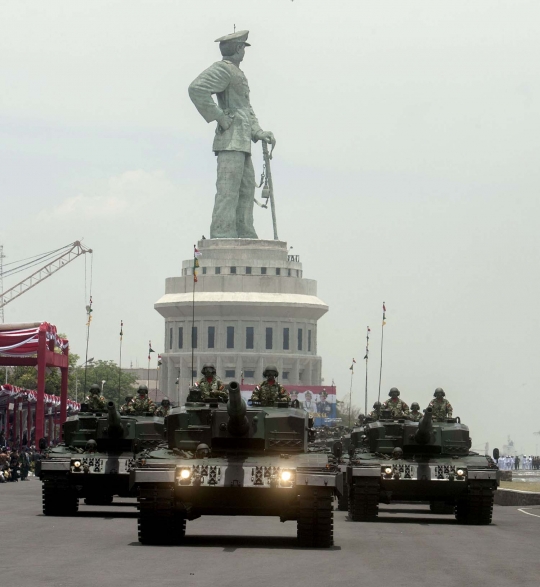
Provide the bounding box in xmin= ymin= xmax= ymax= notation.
xmin=156 ymin=239 xmax=328 ymax=404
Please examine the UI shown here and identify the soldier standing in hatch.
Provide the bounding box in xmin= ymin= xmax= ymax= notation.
xmin=155 ymin=398 xmax=171 ymax=417
xmin=251 ymin=366 xmax=289 ymax=405
xmin=428 ymin=388 xmax=453 ymax=421
xmin=382 ymin=388 xmax=410 ymax=418
xmin=130 ymin=385 xmax=156 ymax=415
xmin=196 ymin=364 xmax=228 ymax=402
xmin=189 ymin=30 xmax=276 ymax=239
xmin=119 ymin=395 xmax=134 ymax=415
xmin=409 ymin=402 xmax=422 ymax=422
xmin=369 ymin=402 xmax=382 ymax=421
xmin=85 ymin=384 xmax=106 ymax=411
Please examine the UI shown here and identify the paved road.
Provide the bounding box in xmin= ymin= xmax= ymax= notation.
xmin=1 ymin=479 xmax=538 ymax=587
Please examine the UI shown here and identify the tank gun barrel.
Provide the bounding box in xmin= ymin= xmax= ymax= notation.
xmin=415 ymin=407 xmax=433 ymax=445
xmin=226 ymin=381 xmax=249 ymax=436
xmin=107 ymin=401 xmax=124 ymax=439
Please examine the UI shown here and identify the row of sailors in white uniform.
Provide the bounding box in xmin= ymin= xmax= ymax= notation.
xmin=497 ymin=456 xmax=536 ymax=470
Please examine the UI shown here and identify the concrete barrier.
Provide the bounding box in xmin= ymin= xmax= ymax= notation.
xmin=494 ymin=488 xmax=540 ymax=506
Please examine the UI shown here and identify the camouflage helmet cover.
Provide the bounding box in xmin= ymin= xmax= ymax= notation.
xmin=411 ymin=402 xmax=420 ymax=410
xmin=137 ymin=384 xmax=149 ymax=395
xmin=389 ymin=387 xmax=400 ymax=397
xmin=434 ymin=388 xmax=445 ymax=397
xmin=263 ymin=365 xmax=279 ymax=378
xmin=89 ymin=384 xmax=101 ymax=395
xmin=201 ymin=363 xmax=216 ymax=375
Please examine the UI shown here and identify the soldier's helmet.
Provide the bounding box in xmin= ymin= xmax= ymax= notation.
xmin=137 ymin=384 xmax=149 ymax=395
xmin=411 ymin=402 xmax=420 ymax=410
xmin=434 ymin=388 xmax=445 ymax=397
xmin=201 ymin=364 xmax=216 ymax=376
xmin=89 ymin=384 xmax=101 ymax=395
xmin=161 ymin=397 xmax=170 ymax=406
xmin=388 ymin=387 xmax=400 ymax=397
xmin=263 ymin=365 xmax=279 ymax=378
xmin=373 ymin=401 xmax=381 ymax=409
xmin=124 ymin=396 xmax=133 ymax=403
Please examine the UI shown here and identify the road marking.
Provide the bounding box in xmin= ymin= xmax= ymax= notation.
xmin=517 ymin=508 xmax=540 ymax=518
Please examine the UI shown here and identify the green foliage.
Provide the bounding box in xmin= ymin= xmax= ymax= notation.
xmin=79 ymin=360 xmax=138 ymax=407
xmin=336 ymin=399 xmax=362 ymax=427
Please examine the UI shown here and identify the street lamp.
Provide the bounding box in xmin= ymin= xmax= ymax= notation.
xmin=101 ymin=380 xmax=106 ymax=393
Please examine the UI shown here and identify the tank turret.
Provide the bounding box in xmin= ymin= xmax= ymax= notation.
xmin=226 ymin=381 xmax=249 ymax=436
xmin=414 ymin=407 xmax=433 ymax=445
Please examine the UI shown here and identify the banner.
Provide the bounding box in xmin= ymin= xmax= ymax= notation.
xmin=240 ymin=384 xmax=336 ymax=426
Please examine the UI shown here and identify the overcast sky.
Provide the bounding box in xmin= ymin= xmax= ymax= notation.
xmin=1 ymin=1 xmax=539 ymax=453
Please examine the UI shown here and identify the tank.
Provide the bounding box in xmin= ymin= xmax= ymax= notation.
xmin=346 ymin=408 xmax=499 ymax=524
xmin=131 ymin=382 xmax=337 ymax=547
xmin=38 ymin=401 xmax=164 ymax=515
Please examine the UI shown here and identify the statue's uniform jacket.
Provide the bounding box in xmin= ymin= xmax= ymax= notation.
xmin=189 ymin=60 xmax=264 ymax=153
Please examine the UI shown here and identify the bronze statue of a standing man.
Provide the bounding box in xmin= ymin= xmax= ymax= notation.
xmin=188 ymin=30 xmax=275 ymax=239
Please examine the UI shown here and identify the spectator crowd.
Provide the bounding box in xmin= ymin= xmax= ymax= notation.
xmin=0 ymin=428 xmax=41 ymax=483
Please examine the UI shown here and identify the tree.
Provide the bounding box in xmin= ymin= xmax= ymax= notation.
xmin=78 ymin=360 xmax=138 ymax=407
xmin=336 ymin=399 xmax=363 ymax=428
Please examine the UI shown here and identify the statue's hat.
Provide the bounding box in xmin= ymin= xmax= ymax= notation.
xmin=215 ymin=30 xmax=251 ymax=46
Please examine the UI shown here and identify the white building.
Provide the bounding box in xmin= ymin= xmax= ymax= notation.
xmin=156 ymin=238 xmax=328 ymax=404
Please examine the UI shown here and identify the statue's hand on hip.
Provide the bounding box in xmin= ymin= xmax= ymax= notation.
xmin=260 ymin=131 xmax=276 ymax=146
xmin=217 ymin=113 xmax=234 ymax=131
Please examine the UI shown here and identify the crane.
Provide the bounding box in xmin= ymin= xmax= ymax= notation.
xmin=0 ymin=241 xmax=92 ymax=318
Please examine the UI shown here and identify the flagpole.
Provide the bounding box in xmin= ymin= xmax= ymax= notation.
xmin=364 ymin=326 xmax=370 ymax=416
xmin=349 ymin=359 xmax=354 ymax=428
xmin=191 ymin=245 xmax=196 ymax=386
xmin=118 ymin=320 xmax=123 ymax=397
xmin=377 ymin=302 xmax=386 ymax=404
xmin=147 ymin=340 xmax=151 ymax=389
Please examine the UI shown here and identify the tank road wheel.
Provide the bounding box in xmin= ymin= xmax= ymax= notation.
xmin=42 ymin=483 xmax=78 ymax=516
xmin=297 ymin=489 xmax=334 ymax=548
xmin=337 ymin=486 xmax=349 ymax=512
xmin=137 ymin=484 xmax=186 ymax=545
xmin=455 ymin=483 xmax=494 ymax=525
xmin=430 ymin=501 xmax=455 ymax=515
xmin=348 ymin=478 xmax=380 ymax=521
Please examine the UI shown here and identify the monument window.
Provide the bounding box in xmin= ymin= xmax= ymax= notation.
xmin=246 ymin=266 xmax=252 ymax=275
xmin=276 ymin=268 xmax=281 ymax=276
xmin=215 ymin=267 xmax=221 ymax=275
xmin=178 ymin=327 xmax=183 ymax=349
xmin=192 ymin=370 xmax=197 ymax=378
xmin=261 ymin=267 xmax=267 ymax=275
xmin=202 ymin=267 xmax=207 ymax=275
xmin=283 ymin=328 xmax=290 ymax=350
xmin=308 ymin=330 xmax=312 ymax=352
xmin=230 ymin=266 xmax=237 ymax=274
xmin=288 ymin=269 xmax=291 ymax=276
xmin=282 ymin=371 xmax=289 ymax=380
xmin=244 ymin=370 xmax=255 ymax=378
xmin=169 ymin=327 xmax=173 ymax=350
xmin=191 ymin=326 xmax=198 ymax=348
xmin=208 ymin=326 xmax=215 ymax=349
xmin=246 ymin=327 xmax=254 ymax=349
xmin=298 ymin=328 xmax=303 ymax=351
xmin=227 ymin=326 xmax=235 ymax=349
xmin=225 ymin=369 xmax=235 ymax=378
xmin=266 ymin=327 xmax=273 ymax=350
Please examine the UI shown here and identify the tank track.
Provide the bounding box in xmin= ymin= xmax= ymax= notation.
xmin=429 ymin=501 xmax=455 ymax=515
xmin=348 ymin=478 xmax=380 ymax=521
xmin=137 ymin=484 xmax=186 ymax=545
xmin=42 ymin=482 xmax=78 ymax=516
xmin=455 ymin=482 xmax=494 ymax=525
xmin=297 ymin=488 xmax=334 ymax=548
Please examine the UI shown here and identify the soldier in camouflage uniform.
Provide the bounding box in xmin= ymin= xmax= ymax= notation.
xmin=119 ymin=395 xmax=134 ymax=415
xmin=196 ymin=364 xmax=228 ymax=402
xmin=408 ymin=402 xmax=422 ymax=422
xmin=369 ymin=401 xmax=382 ymax=421
xmin=85 ymin=384 xmax=106 ymax=411
xmin=428 ymin=388 xmax=453 ymax=421
xmin=130 ymin=385 xmax=156 ymax=415
xmin=382 ymin=388 xmax=410 ymax=418
xmin=251 ymin=365 xmax=290 ymax=405
xmin=155 ymin=397 xmax=171 ymax=417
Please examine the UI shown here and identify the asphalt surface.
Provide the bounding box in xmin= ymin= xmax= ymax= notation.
xmin=1 ymin=478 xmax=539 ymax=587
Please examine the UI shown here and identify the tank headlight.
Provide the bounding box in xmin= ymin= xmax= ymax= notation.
xmin=280 ymin=471 xmax=292 ymax=482
xmin=73 ymin=461 xmax=81 ymax=468
xmin=456 ymin=469 xmax=464 ymax=477
xmin=180 ymin=469 xmax=191 ymax=479
xmin=384 ymin=467 xmax=392 ymax=475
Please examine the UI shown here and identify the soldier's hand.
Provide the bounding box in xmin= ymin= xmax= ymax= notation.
xmin=260 ymin=131 xmax=276 ymax=146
